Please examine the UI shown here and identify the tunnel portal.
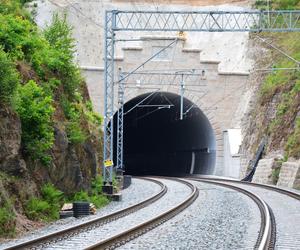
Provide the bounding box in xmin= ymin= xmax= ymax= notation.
xmin=113 ymin=92 xmax=216 ymax=176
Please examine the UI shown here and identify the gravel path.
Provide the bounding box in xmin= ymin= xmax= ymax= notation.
xmin=220 ymin=182 xmax=300 ymax=250
xmin=0 ymin=178 xmax=161 ymax=250
xmin=118 ymin=180 xmax=261 ymax=250
xmin=39 ymin=178 xmax=191 ymax=249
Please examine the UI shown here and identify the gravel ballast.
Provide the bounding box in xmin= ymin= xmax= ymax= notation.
xmin=40 ymin=178 xmax=192 ymax=249
xmin=0 ymin=178 xmax=161 ymax=249
xmin=118 ymin=180 xmax=261 ymax=250
xmin=220 ymin=182 xmax=300 ymax=250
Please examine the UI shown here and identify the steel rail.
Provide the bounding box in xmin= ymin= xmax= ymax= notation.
xmin=188 ymin=175 xmax=300 ymax=201
xmin=85 ymin=178 xmax=199 ymax=250
xmin=4 ymin=177 xmax=167 ymax=250
xmin=188 ymin=178 xmax=274 ymax=250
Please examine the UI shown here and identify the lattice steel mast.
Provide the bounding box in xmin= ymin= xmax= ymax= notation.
xmin=102 ymin=10 xmax=300 ymax=190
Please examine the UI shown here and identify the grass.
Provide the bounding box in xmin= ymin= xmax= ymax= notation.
xmin=0 ymin=202 xmax=16 ymax=237
xmin=25 ymin=183 xmax=63 ymax=221
xmin=256 ymin=31 xmax=300 ymax=159
xmin=70 ymin=176 xmax=110 ymax=208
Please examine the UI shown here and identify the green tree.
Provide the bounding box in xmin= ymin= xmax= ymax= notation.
xmin=15 ymin=80 xmax=55 ymax=165
xmin=0 ymin=48 xmax=19 ymax=103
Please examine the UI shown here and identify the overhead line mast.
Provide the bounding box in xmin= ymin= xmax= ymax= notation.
xmin=102 ymin=10 xmax=300 ymax=192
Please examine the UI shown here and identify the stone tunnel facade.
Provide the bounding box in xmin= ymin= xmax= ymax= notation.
xmin=82 ymin=37 xmax=249 ymax=175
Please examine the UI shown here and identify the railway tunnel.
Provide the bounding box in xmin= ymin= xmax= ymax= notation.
xmin=113 ymin=92 xmax=216 ymax=176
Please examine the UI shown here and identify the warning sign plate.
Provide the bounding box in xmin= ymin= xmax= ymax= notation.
xmin=104 ymin=159 xmax=113 ymax=167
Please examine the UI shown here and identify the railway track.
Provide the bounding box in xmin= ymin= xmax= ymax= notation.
xmin=4 ymin=177 xmax=166 ymax=250
xmin=4 ymin=176 xmax=299 ymax=250
xmin=188 ymin=178 xmax=275 ymax=250
xmin=5 ymin=177 xmax=198 ymax=250
xmin=188 ymin=176 xmax=300 ymax=250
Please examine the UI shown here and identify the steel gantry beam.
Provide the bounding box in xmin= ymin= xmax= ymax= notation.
xmin=114 ymin=10 xmax=300 ymax=32
xmin=102 ymin=9 xmax=300 ymax=187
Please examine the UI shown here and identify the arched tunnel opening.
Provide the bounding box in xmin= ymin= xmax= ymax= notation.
xmin=113 ymin=92 xmax=216 ymax=176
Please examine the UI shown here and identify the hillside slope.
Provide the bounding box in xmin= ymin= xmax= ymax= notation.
xmin=240 ymin=0 xmax=300 ymax=184
xmin=0 ymin=0 xmax=105 ymax=238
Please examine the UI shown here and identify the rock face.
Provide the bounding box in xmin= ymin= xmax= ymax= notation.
xmin=0 ymin=105 xmax=100 ymax=195
xmin=277 ymin=161 xmax=300 ymax=189
xmin=0 ymin=106 xmax=27 ymax=175
xmin=31 ymin=125 xmax=99 ymax=194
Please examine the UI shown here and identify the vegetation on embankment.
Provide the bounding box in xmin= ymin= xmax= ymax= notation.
xmin=0 ymin=0 xmax=107 ymax=237
xmin=242 ymin=1 xmax=300 ymax=167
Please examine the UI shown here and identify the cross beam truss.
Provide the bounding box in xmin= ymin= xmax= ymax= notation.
xmin=114 ymin=10 xmax=300 ymax=32
xmin=103 ymin=10 xmax=300 ymax=183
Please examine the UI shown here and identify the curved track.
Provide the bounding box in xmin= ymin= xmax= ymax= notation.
xmin=85 ymin=178 xmax=198 ymax=249
xmin=188 ymin=178 xmax=274 ymax=250
xmin=5 ymin=177 xmax=198 ymax=250
xmin=4 ymin=177 xmax=167 ymax=250
xmin=189 ymin=176 xmax=300 ymax=250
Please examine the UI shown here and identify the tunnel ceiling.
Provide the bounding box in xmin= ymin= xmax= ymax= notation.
xmin=113 ymin=92 xmax=216 ymax=176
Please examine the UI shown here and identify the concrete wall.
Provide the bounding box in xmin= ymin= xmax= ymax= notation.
xmin=252 ymin=158 xmax=275 ymax=185
xmin=80 ymin=37 xmax=249 ymax=175
xmin=277 ymin=161 xmax=300 ymax=189
xmin=223 ymin=129 xmax=241 ymax=178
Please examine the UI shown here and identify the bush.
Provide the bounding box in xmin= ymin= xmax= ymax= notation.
xmin=61 ymin=96 xmax=88 ymax=144
xmin=85 ymin=101 xmax=103 ymax=127
xmin=15 ymin=80 xmax=55 ymax=165
xmin=25 ymin=198 xmax=51 ymax=221
xmin=0 ymin=203 xmax=16 ymax=237
xmin=71 ymin=176 xmax=109 ymax=208
xmin=72 ymin=191 xmax=109 ymax=209
xmin=0 ymin=0 xmax=32 ymax=19
xmin=66 ymin=121 xmax=87 ymax=144
xmin=25 ymin=183 xmax=63 ymax=221
xmin=285 ymin=118 xmax=300 ymax=158
xmin=41 ymin=183 xmax=63 ymax=204
xmin=43 ymin=14 xmax=82 ymax=97
xmin=273 ymin=0 xmax=300 ymax=9
xmin=255 ymin=0 xmax=300 ymax=10
xmin=0 ymin=13 xmax=44 ymax=60
xmin=0 ymin=48 xmax=19 ymax=104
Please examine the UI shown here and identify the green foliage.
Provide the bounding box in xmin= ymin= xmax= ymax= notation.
xmin=285 ymin=118 xmax=300 ymax=158
xmin=71 ymin=176 xmax=109 ymax=208
xmin=25 ymin=198 xmax=51 ymax=221
xmin=61 ymin=96 xmax=87 ymax=144
xmin=66 ymin=121 xmax=87 ymax=144
xmin=0 ymin=48 xmax=19 ymax=103
xmin=0 ymin=13 xmax=44 ymax=60
xmin=43 ymin=14 xmax=82 ymax=97
xmin=0 ymin=0 xmax=32 ymax=19
xmin=273 ymin=0 xmax=300 ymax=9
xmin=255 ymin=0 xmax=300 ymax=10
xmin=0 ymin=202 xmax=16 ymax=237
xmin=72 ymin=190 xmax=109 ymax=208
xmin=271 ymin=167 xmax=281 ymax=184
xmin=25 ymin=183 xmax=63 ymax=221
xmin=85 ymin=101 xmax=103 ymax=127
xmin=41 ymin=183 xmax=64 ymax=204
xmin=15 ymin=80 xmax=55 ymax=165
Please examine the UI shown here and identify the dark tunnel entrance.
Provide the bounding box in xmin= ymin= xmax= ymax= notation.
xmin=113 ymin=92 xmax=216 ymax=176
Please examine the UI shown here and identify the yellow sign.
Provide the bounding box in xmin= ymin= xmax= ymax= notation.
xmin=104 ymin=159 xmax=113 ymax=167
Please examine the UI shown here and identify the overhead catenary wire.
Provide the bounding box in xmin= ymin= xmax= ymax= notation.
xmin=255 ymin=35 xmax=300 ymax=66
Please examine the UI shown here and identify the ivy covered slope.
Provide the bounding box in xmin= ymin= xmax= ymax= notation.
xmin=0 ymin=0 xmax=106 ymax=238
xmin=242 ymin=1 xmax=300 ymax=168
